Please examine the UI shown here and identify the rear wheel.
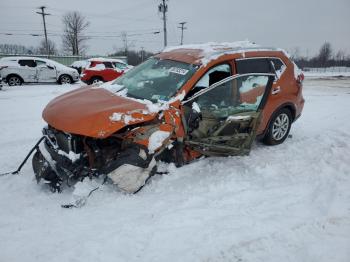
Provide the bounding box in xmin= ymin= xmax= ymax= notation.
xmin=7 ymin=75 xmax=22 ymax=86
xmin=90 ymin=76 xmax=103 ymax=85
xmin=263 ymin=108 xmax=292 ymax=145
xmin=59 ymin=74 xmax=72 ymax=85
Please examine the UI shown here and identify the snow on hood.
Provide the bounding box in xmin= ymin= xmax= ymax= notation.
xmin=44 ymin=79 xmax=186 ymax=138
xmin=42 ymin=87 xmax=157 ymax=138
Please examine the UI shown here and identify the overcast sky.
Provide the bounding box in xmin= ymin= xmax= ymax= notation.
xmin=0 ymin=0 xmax=349 ymax=56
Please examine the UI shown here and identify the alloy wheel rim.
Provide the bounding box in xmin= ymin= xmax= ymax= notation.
xmin=61 ymin=76 xmax=71 ymax=84
xmin=272 ymin=113 xmax=289 ymax=141
xmin=9 ymin=77 xmax=20 ymax=86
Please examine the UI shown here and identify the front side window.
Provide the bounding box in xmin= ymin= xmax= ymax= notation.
xmin=195 ymin=74 xmax=270 ymax=118
xmin=113 ymin=62 xmax=127 ymax=70
xmin=113 ymin=58 xmax=197 ymax=102
xmin=186 ymin=64 xmax=231 ymax=99
xmin=36 ymin=60 xmax=46 ymax=67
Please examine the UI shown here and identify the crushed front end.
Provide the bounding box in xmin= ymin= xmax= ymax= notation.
xmin=33 ymin=125 xmax=157 ymax=193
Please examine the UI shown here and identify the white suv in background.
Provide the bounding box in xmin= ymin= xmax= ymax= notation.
xmin=0 ymin=57 xmax=80 ymax=86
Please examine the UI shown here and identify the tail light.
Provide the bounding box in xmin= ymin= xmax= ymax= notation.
xmin=297 ymin=72 xmax=304 ymax=84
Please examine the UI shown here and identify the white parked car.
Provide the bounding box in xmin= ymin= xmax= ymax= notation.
xmin=70 ymin=60 xmax=89 ymax=74
xmin=0 ymin=57 xmax=80 ymax=86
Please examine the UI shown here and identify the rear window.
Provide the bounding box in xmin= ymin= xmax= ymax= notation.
xmin=18 ymin=60 xmax=36 ymax=67
xmin=236 ymin=58 xmax=272 ymax=74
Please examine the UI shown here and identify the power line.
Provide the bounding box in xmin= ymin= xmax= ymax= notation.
xmin=0 ymin=31 xmax=161 ymax=39
xmin=178 ymin=22 xmax=187 ymax=45
xmin=158 ymin=0 xmax=168 ymax=47
xmin=36 ymin=6 xmax=51 ymax=56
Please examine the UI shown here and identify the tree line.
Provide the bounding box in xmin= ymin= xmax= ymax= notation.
xmin=292 ymin=42 xmax=350 ymax=69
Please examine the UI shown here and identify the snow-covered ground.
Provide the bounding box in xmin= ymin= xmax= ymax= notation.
xmin=0 ymin=78 xmax=349 ymax=262
xmin=304 ymin=67 xmax=350 ymax=78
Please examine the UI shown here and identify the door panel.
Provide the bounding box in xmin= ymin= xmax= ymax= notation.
xmin=17 ymin=59 xmax=37 ymax=82
xmin=36 ymin=65 xmax=57 ymax=82
xmin=235 ymin=57 xmax=287 ymax=135
xmin=184 ymin=74 xmax=274 ymax=156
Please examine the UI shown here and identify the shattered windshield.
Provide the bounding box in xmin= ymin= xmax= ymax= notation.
xmin=112 ymin=58 xmax=197 ymax=102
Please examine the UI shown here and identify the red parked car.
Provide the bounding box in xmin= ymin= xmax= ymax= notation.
xmin=80 ymin=58 xmax=132 ymax=84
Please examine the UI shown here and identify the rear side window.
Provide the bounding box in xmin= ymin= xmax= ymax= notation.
xmin=103 ymin=62 xmax=113 ymax=68
xmin=18 ymin=59 xmax=36 ymax=67
xmin=236 ymin=58 xmax=272 ymax=74
xmin=270 ymin=58 xmax=284 ymax=71
xmin=270 ymin=58 xmax=286 ymax=79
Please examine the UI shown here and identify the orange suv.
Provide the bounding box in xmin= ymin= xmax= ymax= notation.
xmin=32 ymin=41 xmax=304 ymax=193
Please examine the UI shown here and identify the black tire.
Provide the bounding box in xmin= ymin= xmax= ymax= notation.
xmin=90 ymin=76 xmax=104 ymax=85
xmin=263 ymin=108 xmax=292 ymax=145
xmin=7 ymin=75 xmax=23 ymax=86
xmin=58 ymin=74 xmax=73 ymax=85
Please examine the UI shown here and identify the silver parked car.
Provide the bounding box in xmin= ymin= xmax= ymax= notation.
xmin=0 ymin=57 xmax=80 ymax=86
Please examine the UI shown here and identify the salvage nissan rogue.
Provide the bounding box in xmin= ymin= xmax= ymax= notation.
xmin=32 ymin=41 xmax=305 ymax=193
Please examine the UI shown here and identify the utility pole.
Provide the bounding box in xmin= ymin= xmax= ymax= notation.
xmin=140 ymin=47 xmax=144 ymax=62
xmin=178 ymin=22 xmax=187 ymax=45
xmin=121 ymin=31 xmax=128 ymax=57
xmin=158 ymin=0 xmax=168 ymax=47
xmin=36 ymin=6 xmax=50 ymax=57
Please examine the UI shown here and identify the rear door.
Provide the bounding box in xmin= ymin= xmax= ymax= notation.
xmin=17 ymin=59 xmax=37 ymax=82
xmin=104 ymin=62 xmax=121 ymax=81
xmin=235 ymin=57 xmax=286 ymax=134
xmin=183 ymin=72 xmax=274 ymax=156
xmin=36 ymin=60 xmax=57 ymax=82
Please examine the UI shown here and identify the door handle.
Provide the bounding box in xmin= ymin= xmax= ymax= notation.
xmin=271 ymin=86 xmax=281 ymax=95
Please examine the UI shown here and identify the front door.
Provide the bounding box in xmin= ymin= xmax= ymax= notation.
xmin=36 ymin=60 xmax=57 ymax=82
xmin=183 ymin=73 xmax=274 ymax=156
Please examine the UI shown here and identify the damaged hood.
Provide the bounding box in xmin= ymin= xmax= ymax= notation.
xmin=43 ymin=87 xmax=157 ymax=138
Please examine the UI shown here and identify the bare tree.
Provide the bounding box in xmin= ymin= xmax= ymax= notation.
xmin=62 ymin=11 xmax=89 ymax=55
xmin=318 ymin=42 xmax=332 ymax=67
xmin=36 ymin=39 xmax=57 ymax=55
xmin=335 ymin=50 xmax=346 ymax=66
xmin=289 ymin=47 xmax=301 ymax=60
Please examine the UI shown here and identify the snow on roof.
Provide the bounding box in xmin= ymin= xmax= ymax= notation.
xmin=163 ymin=40 xmax=286 ymax=66
xmin=71 ymin=60 xmax=89 ymax=67
xmin=0 ymin=56 xmax=72 ymax=70
xmin=0 ymin=56 xmax=55 ymax=61
xmin=88 ymin=57 xmax=127 ymax=64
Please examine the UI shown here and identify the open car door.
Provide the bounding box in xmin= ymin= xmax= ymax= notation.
xmin=183 ymin=73 xmax=275 ymax=156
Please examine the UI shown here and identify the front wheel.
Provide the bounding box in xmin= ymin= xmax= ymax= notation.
xmin=263 ymin=108 xmax=292 ymax=145
xmin=59 ymin=74 xmax=72 ymax=85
